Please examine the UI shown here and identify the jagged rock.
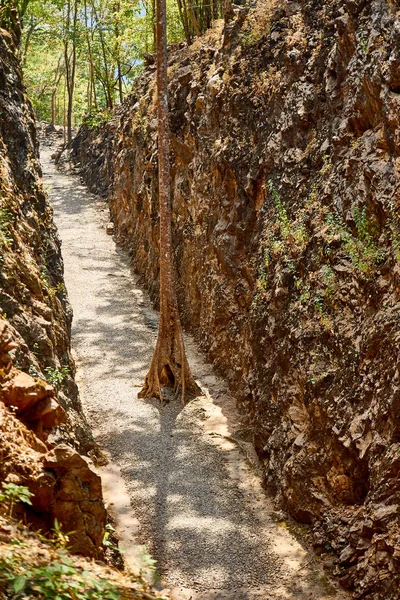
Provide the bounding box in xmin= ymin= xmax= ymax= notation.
xmin=0 ymin=322 xmax=66 ymax=439
xmin=0 ymin=402 xmax=105 ymax=558
xmin=0 ymin=30 xmax=92 ymax=453
xmin=106 ymin=221 xmax=115 ymax=235
xmin=0 ymin=30 xmax=106 ymax=560
xmin=41 ymin=445 xmax=106 ymax=557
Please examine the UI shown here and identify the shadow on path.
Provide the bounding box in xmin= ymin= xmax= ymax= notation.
xmin=41 ymin=146 xmax=348 ymax=600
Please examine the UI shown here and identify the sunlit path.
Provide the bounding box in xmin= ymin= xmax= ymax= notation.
xmin=41 ymin=147 xmax=348 ymax=600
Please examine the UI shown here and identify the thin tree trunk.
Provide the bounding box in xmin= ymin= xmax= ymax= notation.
xmin=139 ymin=0 xmax=200 ymax=404
xmin=64 ymin=0 xmax=78 ymax=145
xmin=84 ymin=0 xmax=98 ymax=109
xmin=151 ymin=0 xmax=156 ymax=52
xmin=63 ymin=75 xmax=67 ymax=145
xmin=117 ymin=59 xmax=123 ymax=104
xmin=113 ymin=3 xmax=124 ymax=105
xmin=20 ymin=19 xmax=39 ymax=65
xmin=176 ymin=0 xmax=191 ymax=45
xmin=51 ymin=55 xmax=63 ymax=126
xmin=223 ymin=0 xmax=234 ymax=22
xmin=187 ymin=2 xmax=201 ymax=37
xmin=90 ymin=0 xmax=113 ymax=109
xmin=99 ymin=25 xmax=113 ymax=108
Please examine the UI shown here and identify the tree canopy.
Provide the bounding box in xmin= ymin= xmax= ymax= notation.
xmin=0 ymin=0 xmax=225 ymax=126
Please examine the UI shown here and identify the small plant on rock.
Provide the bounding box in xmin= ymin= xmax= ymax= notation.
xmin=0 ymin=483 xmax=33 ymax=517
xmin=0 ymin=208 xmax=13 ymax=249
xmin=44 ymin=366 xmax=70 ymax=390
xmin=325 ymin=204 xmax=386 ymax=276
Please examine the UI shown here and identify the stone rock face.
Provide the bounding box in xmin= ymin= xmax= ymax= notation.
xmin=0 ymin=323 xmax=105 ymax=558
xmin=0 ymin=29 xmax=92 ymax=452
xmin=0 ymin=30 xmax=106 ymax=559
xmin=0 ymin=320 xmax=66 ymax=439
xmin=0 ymin=406 xmax=106 ymax=558
xmin=74 ymin=1 xmax=400 ymax=596
xmin=41 ymin=445 xmax=105 ymax=557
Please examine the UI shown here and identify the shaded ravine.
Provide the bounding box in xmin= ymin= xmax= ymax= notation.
xmin=41 ymin=147 xmax=348 ymax=600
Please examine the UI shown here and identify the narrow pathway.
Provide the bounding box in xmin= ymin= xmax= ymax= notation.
xmin=41 ymin=148 xmax=347 ymax=600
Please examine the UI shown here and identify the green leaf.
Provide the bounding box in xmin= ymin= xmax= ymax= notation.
xmin=13 ymin=574 xmax=26 ymax=593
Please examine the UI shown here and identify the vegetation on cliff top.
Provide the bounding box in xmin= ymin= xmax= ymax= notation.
xmin=0 ymin=0 xmax=226 ymax=128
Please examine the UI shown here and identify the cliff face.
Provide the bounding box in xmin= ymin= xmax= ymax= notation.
xmin=73 ymin=0 xmax=400 ymax=596
xmin=0 ymin=29 xmax=105 ymax=557
xmin=0 ymin=29 xmax=92 ymax=451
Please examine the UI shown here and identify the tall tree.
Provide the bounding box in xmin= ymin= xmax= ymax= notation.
xmin=139 ymin=0 xmax=199 ymax=404
xmin=63 ymin=0 xmax=79 ymax=145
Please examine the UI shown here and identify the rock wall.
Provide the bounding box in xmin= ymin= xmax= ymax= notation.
xmin=73 ymin=1 xmax=400 ymax=596
xmin=0 ymin=28 xmax=92 ymax=452
xmin=0 ymin=29 xmax=105 ymax=557
xmin=0 ymin=322 xmax=105 ymax=557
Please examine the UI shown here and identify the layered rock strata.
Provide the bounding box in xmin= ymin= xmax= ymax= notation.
xmin=0 ymin=29 xmax=91 ymax=451
xmin=73 ymin=1 xmax=400 ymax=596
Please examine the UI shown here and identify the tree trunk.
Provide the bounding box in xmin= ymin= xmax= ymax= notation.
xmin=51 ymin=55 xmax=63 ymax=126
xmin=151 ymin=0 xmax=156 ymax=52
xmin=139 ymin=0 xmax=200 ymax=404
xmin=84 ymin=0 xmax=97 ymax=109
xmin=20 ymin=18 xmax=39 ymax=66
xmin=187 ymin=2 xmax=201 ymax=37
xmin=176 ymin=0 xmax=191 ymax=45
xmin=117 ymin=59 xmax=123 ymax=104
xmin=64 ymin=0 xmax=78 ymax=145
xmin=63 ymin=75 xmax=67 ymax=145
xmin=90 ymin=0 xmax=114 ymax=109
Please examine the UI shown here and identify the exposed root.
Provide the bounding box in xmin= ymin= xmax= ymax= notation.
xmin=139 ymin=328 xmax=200 ymax=405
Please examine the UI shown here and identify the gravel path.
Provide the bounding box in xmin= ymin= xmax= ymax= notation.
xmin=41 ymin=148 xmax=348 ymax=600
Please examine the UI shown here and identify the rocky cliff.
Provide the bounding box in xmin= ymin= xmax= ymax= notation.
xmin=0 ymin=28 xmax=105 ymax=557
xmin=0 ymin=29 xmax=92 ymax=452
xmin=73 ymin=0 xmax=400 ymax=596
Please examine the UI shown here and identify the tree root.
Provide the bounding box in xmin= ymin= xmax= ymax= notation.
xmin=139 ymin=328 xmax=201 ymax=405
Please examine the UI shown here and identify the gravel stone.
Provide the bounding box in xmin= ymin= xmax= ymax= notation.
xmin=41 ymin=147 xmax=348 ymax=600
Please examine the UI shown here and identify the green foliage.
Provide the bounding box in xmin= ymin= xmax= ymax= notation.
xmin=256 ymin=182 xmax=310 ymax=294
xmin=0 ymin=208 xmax=14 ymax=250
xmin=82 ymin=108 xmax=113 ymax=128
xmin=313 ymin=294 xmax=324 ymax=315
xmin=320 ymin=153 xmax=333 ymax=175
xmin=268 ymin=180 xmax=290 ymax=237
xmin=0 ymin=483 xmax=33 ymax=517
xmin=102 ymin=523 xmax=119 ymax=552
xmin=240 ymin=30 xmax=260 ymax=48
xmin=138 ymin=545 xmax=158 ymax=581
xmin=267 ymin=181 xmax=309 ymax=247
xmin=0 ymin=551 xmax=121 ymax=600
xmin=325 ymin=204 xmax=385 ymax=275
xmin=50 ymin=519 xmax=71 ymax=550
xmin=44 ymin=366 xmax=70 ymax=390
xmin=21 ymin=0 xmax=186 ymax=125
xmin=0 ymin=0 xmax=30 ymax=34
xmin=320 ymin=265 xmax=336 ymax=303
xmin=55 ymin=282 xmax=67 ymax=295
xmin=28 ymin=364 xmax=39 ymax=377
xmin=358 ymin=32 xmax=369 ymax=54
